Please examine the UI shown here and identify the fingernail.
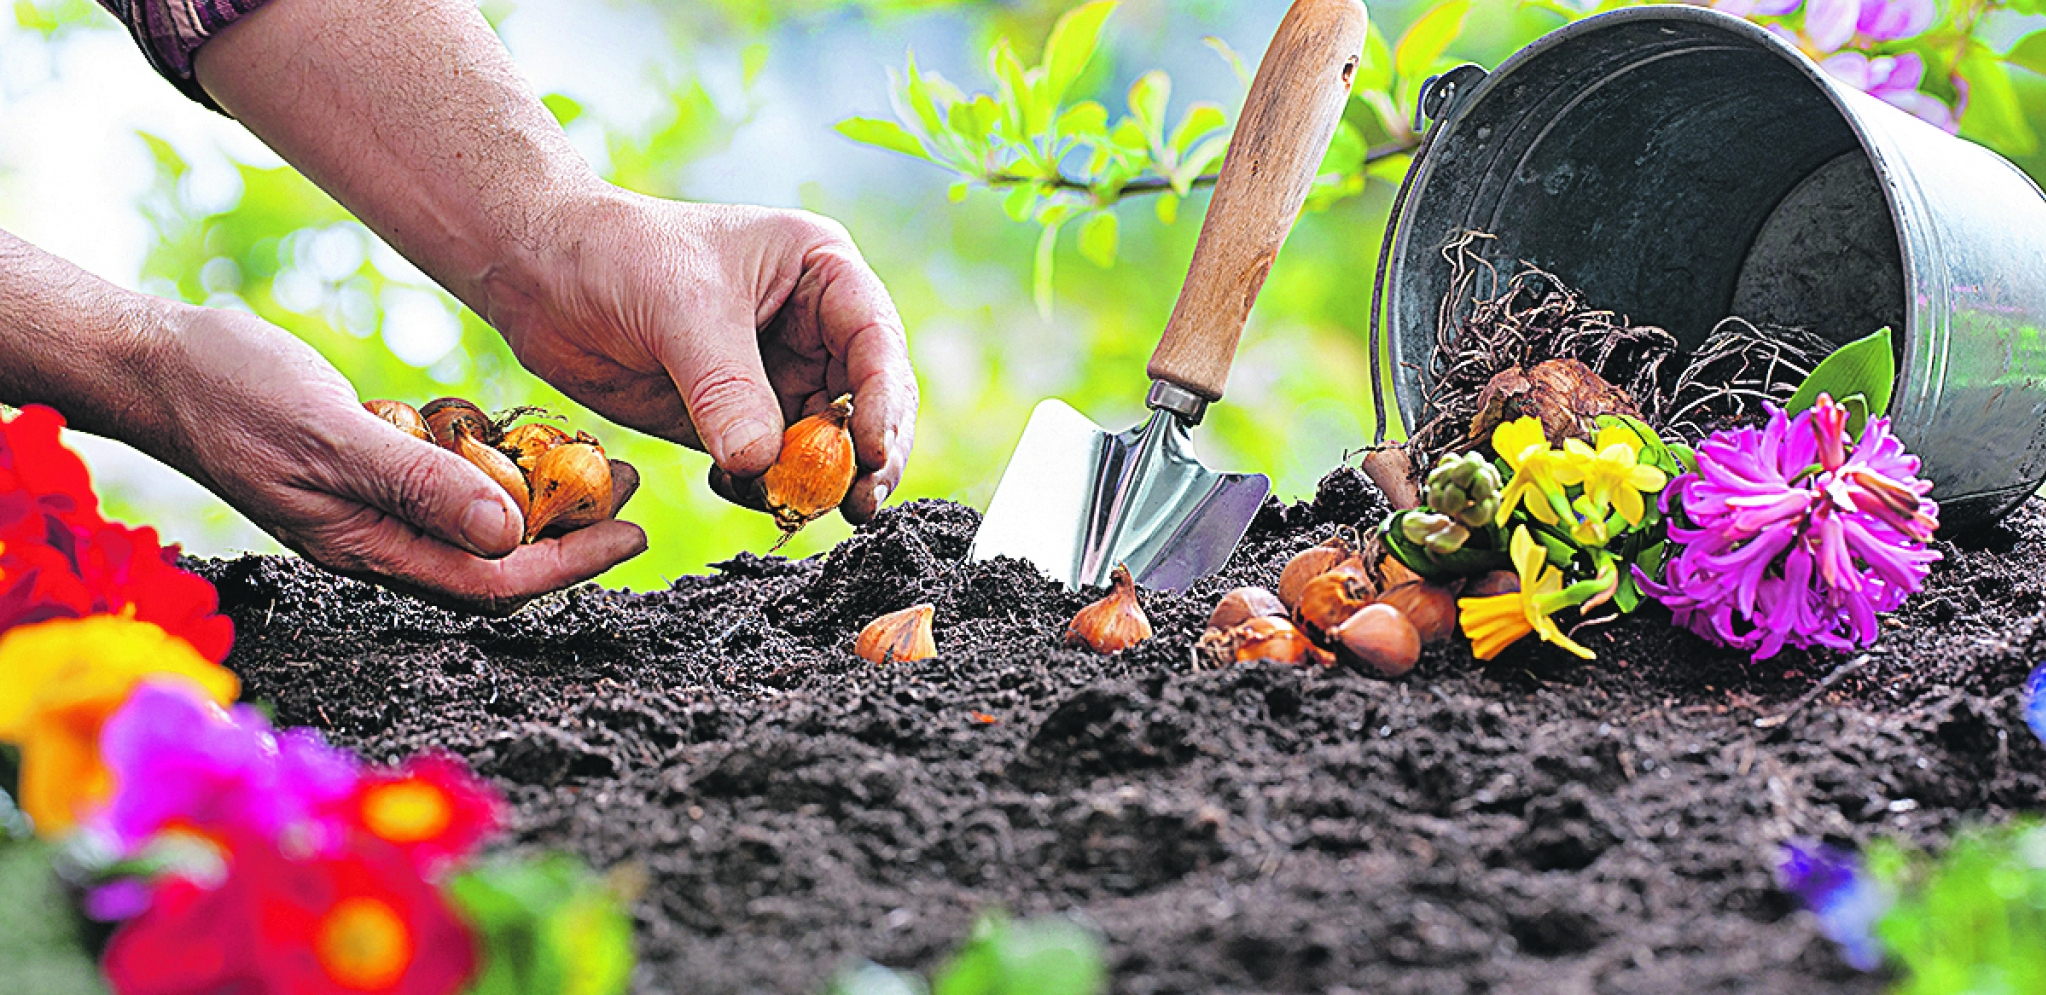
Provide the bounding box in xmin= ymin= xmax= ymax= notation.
xmin=460 ymin=497 xmax=515 ymax=555
xmin=723 ymin=418 xmax=775 ymax=466
xmin=872 ymin=482 xmax=892 ymax=507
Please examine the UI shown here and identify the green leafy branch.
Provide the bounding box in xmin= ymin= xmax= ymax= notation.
xmin=835 ymin=0 xmax=1475 ymax=313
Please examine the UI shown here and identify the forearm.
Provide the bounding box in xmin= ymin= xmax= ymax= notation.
xmin=0 ymin=230 xmax=175 ymax=445
xmin=190 ymin=0 xmax=603 ymax=317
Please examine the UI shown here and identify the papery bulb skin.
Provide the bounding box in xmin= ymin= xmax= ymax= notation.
xmin=523 ymin=443 xmax=610 ymax=542
xmin=856 ymin=604 xmax=937 ymax=664
xmin=455 ymin=431 xmax=531 ymax=521
xmin=1334 ymin=603 xmax=1421 ymax=677
xmin=1065 ymin=564 xmax=1153 ymax=653
xmin=421 ymin=397 xmax=494 ymax=451
xmin=759 ymin=395 xmax=857 ymax=550
xmin=364 ymin=400 xmax=433 ymax=443
xmin=1207 ymin=587 xmax=1285 ymax=634
xmin=1278 ymin=528 xmax=1359 ymax=611
xmin=1293 ymin=563 xmax=1374 ymax=640
xmin=501 ymin=423 xmax=572 ymax=474
xmin=1375 ymin=581 xmax=1459 ymax=645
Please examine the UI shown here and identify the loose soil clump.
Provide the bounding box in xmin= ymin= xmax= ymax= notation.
xmin=195 ymin=469 xmax=2046 ymax=994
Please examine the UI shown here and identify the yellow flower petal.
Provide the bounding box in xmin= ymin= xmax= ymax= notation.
xmin=1594 ymin=422 xmax=1642 ymax=454
xmin=1459 ymin=593 xmax=1532 ymax=660
xmin=1530 ymin=613 xmax=1597 ymax=659
xmin=1509 ymin=526 xmax=1544 ymax=581
xmin=1492 ymin=418 xmax=1548 ymax=471
xmin=0 ymin=617 xmax=239 ymax=833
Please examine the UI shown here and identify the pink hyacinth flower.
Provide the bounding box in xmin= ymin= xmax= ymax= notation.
xmin=1640 ymin=397 xmax=1940 ymax=661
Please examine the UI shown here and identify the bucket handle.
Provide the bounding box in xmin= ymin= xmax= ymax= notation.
xmin=1369 ymin=63 xmax=1488 ymax=446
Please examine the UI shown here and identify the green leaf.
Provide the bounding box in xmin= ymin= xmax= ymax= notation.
xmin=1033 ymin=220 xmax=1064 ymax=319
xmin=1003 ymin=183 xmax=1040 ymax=222
xmin=835 ymin=117 xmax=931 ymax=160
xmin=1043 ymin=1 xmax=1118 ymax=108
xmin=1203 ymin=35 xmax=1253 ymax=89
xmin=1170 ymin=103 xmax=1228 ymax=160
xmin=991 ymin=39 xmax=1034 ymax=136
xmin=1155 ymin=192 xmax=1180 ymax=225
xmin=932 ymin=915 xmax=1107 ymax=995
xmin=2007 ymin=30 xmax=2046 ymax=77
xmin=1395 ymin=0 xmax=1472 ymax=85
xmin=1785 ymin=326 xmax=1896 ymax=421
xmin=541 ymin=93 xmax=583 ymax=127
xmin=446 ymin=855 xmax=635 ymax=995
xmin=1056 ymin=101 xmax=1110 ymax=141
xmin=1127 ymin=70 xmax=1172 ymax=148
xmin=1958 ymin=44 xmax=2039 ymax=156
xmin=1077 ymin=212 xmax=1119 ymax=268
xmin=1357 ymin=20 xmax=1395 ymax=93
xmin=947 ymin=180 xmax=971 ymax=203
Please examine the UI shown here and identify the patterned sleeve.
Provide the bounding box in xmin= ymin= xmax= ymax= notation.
xmin=92 ymin=0 xmax=275 ymax=111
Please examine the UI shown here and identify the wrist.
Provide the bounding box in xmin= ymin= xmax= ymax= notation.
xmin=0 ymin=233 xmax=181 ymax=445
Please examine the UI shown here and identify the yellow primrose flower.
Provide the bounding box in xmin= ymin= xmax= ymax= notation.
xmin=0 ymin=616 xmax=239 ymax=834
xmin=1562 ymin=422 xmax=1668 ymax=526
xmin=1456 ymin=526 xmax=1595 ymax=660
xmin=1491 ymin=417 xmax=1582 ymax=528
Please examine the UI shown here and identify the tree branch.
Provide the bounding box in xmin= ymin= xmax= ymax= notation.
xmin=980 ymin=136 xmax=1421 ymax=199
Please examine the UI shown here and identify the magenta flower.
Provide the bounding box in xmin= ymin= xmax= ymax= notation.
xmin=1713 ymin=0 xmax=1958 ymax=131
xmin=1641 ymin=396 xmax=1940 ymax=661
xmin=95 ymin=680 xmax=360 ymax=857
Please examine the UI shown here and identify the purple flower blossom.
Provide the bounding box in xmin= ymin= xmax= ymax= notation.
xmin=94 ymin=679 xmax=360 ymax=857
xmin=1778 ymin=839 xmax=1889 ymax=971
xmin=1640 ymin=397 xmax=1939 ymax=661
xmin=1712 ymin=0 xmax=1958 ymax=132
xmin=2024 ymin=661 xmax=2046 ymax=747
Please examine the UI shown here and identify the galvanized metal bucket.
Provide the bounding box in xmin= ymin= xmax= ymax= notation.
xmin=1379 ymin=5 xmax=2046 ymax=527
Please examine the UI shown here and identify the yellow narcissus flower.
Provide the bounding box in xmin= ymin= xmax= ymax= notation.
xmin=0 ymin=616 xmax=239 ymax=833
xmin=1563 ymin=422 xmax=1668 ymax=526
xmin=1456 ymin=527 xmax=1595 ymax=660
xmin=1491 ymin=417 xmax=1583 ymax=528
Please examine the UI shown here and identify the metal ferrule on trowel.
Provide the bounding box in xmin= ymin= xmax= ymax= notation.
xmin=969 ymin=0 xmax=1369 ymax=592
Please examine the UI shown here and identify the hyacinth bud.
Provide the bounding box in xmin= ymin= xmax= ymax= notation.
xmin=1400 ymin=512 xmax=1470 ymax=556
xmin=1424 ymin=452 xmax=1503 ymax=528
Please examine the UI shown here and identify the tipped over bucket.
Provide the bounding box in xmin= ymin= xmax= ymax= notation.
xmin=1383 ymin=5 xmax=2046 ymax=528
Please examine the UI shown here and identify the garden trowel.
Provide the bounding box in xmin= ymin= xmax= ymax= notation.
xmin=969 ymin=0 xmax=1367 ymax=591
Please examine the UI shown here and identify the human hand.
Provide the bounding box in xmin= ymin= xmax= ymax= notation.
xmin=480 ymin=190 xmax=918 ymax=524
xmin=136 ymin=303 xmax=647 ymax=614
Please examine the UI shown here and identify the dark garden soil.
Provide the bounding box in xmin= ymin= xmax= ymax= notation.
xmin=191 ymin=467 xmax=2046 ymax=995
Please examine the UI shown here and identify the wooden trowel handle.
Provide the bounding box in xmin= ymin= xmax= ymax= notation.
xmin=1147 ymin=0 xmax=1367 ymax=403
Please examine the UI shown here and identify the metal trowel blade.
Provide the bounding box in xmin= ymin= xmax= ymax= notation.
xmin=968 ymin=398 xmax=1270 ymax=591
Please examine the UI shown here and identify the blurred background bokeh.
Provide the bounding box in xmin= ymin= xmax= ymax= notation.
xmin=3 ymin=0 xmax=2042 ymax=592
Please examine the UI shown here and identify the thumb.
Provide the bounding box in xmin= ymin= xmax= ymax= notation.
xmin=660 ymin=310 xmax=785 ymax=478
xmin=340 ymin=420 xmax=525 ymax=558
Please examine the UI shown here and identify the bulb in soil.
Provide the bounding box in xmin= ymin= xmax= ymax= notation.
xmin=501 ymin=422 xmax=572 ymax=474
xmin=421 ymin=397 xmax=494 ymax=451
xmin=364 ymin=400 xmax=432 ymax=443
xmin=1374 ymin=581 xmax=1459 ymax=645
xmin=1465 ymin=569 xmax=1520 ymax=599
xmin=454 ymin=430 xmax=530 ymax=521
xmin=856 ymin=603 xmax=937 ymax=664
xmin=524 ymin=443 xmax=611 ymax=542
xmin=1294 ymin=563 xmax=1375 ymax=641
xmin=1277 ymin=528 xmax=1360 ymax=611
xmin=1066 ymin=564 xmax=1153 ymax=654
xmin=758 ymin=395 xmax=856 ymax=550
xmin=1377 ymin=553 xmax=1425 ymax=591
xmin=1220 ymin=616 xmax=1333 ymax=667
xmin=1334 ymin=603 xmax=1420 ymax=677
xmin=1207 ymin=587 xmax=1285 ymax=634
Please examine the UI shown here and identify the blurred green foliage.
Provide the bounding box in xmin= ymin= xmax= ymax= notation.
xmin=1869 ymin=820 xmax=2046 ymax=993
xmin=7 ymin=0 xmax=2046 ymax=594
xmin=446 ymin=853 xmax=638 ymax=995
xmin=826 ymin=913 xmax=1107 ymax=995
